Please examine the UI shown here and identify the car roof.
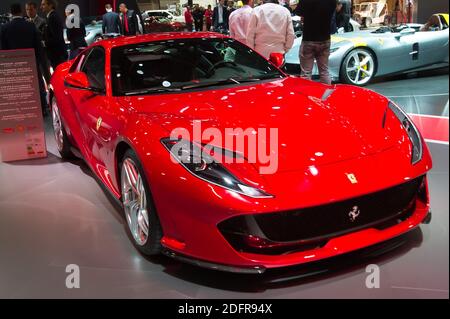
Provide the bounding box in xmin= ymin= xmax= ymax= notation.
xmin=97 ymin=32 xmax=228 ymax=50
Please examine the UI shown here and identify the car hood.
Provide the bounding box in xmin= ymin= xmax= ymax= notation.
xmin=118 ymin=77 xmax=401 ymax=173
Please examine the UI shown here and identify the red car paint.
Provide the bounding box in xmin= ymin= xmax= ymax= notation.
xmin=50 ymin=33 xmax=432 ymax=271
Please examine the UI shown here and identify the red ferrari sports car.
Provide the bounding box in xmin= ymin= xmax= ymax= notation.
xmin=50 ymin=32 xmax=432 ymax=274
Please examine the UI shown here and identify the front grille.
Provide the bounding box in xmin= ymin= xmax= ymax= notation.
xmin=219 ymin=176 xmax=424 ymax=255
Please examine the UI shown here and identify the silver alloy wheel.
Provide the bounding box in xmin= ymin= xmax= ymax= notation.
xmin=345 ymin=49 xmax=375 ymax=85
xmin=51 ymin=99 xmax=64 ymax=152
xmin=121 ymin=158 xmax=150 ymax=246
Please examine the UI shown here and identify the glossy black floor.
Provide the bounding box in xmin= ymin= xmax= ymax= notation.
xmin=0 ymin=69 xmax=448 ymax=298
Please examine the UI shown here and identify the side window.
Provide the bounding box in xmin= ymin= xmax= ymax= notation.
xmin=69 ymin=52 xmax=86 ymax=73
xmin=81 ymin=47 xmax=106 ymax=91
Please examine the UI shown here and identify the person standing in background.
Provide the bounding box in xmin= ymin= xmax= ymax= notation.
xmin=65 ymin=7 xmax=87 ymax=59
xmin=227 ymin=1 xmax=236 ymax=14
xmin=213 ymin=0 xmax=230 ymax=33
xmin=335 ymin=0 xmax=351 ymax=32
xmin=229 ymin=0 xmax=254 ymax=45
xmin=246 ymin=0 xmax=295 ymax=59
xmin=25 ymin=2 xmax=46 ymax=35
xmin=40 ymin=0 xmax=67 ymax=69
xmin=102 ymin=3 xmax=121 ymax=34
xmin=1 ymin=3 xmax=48 ymax=115
xmin=26 ymin=1 xmax=51 ymax=83
xmin=192 ymin=4 xmax=204 ymax=32
xmin=204 ymin=5 xmax=213 ymax=31
xmin=297 ymin=0 xmax=336 ymax=84
xmin=119 ymin=3 xmax=139 ymax=36
xmin=184 ymin=6 xmax=193 ymax=32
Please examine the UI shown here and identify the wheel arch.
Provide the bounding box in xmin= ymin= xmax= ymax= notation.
xmin=113 ymin=137 xmax=156 ymax=198
xmin=114 ymin=140 xmax=134 ymax=197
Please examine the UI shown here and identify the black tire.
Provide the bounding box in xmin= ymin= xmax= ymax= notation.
xmin=51 ymin=96 xmax=74 ymax=159
xmin=340 ymin=48 xmax=377 ymax=86
xmin=120 ymin=149 xmax=163 ymax=256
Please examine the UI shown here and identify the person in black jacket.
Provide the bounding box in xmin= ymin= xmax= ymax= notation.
xmin=119 ymin=3 xmax=139 ymax=36
xmin=212 ymin=0 xmax=230 ymax=33
xmin=297 ymin=0 xmax=336 ymax=84
xmin=192 ymin=4 xmax=204 ymax=32
xmin=40 ymin=0 xmax=67 ymax=69
xmin=1 ymin=3 xmax=48 ymax=115
xmin=65 ymin=7 xmax=87 ymax=59
xmin=102 ymin=3 xmax=121 ymax=34
xmin=335 ymin=1 xmax=351 ymax=32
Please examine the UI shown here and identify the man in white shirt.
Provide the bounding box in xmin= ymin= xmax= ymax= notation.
xmin=246 ymin=0 xmax=295 ymax=59
xmin=229 ymin=0 xmax=254 ymax=45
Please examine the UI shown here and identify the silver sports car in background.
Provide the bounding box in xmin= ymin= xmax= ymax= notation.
xmin=285 ymin=16 xmax=449 ymax=86
xmin=64 ymin=20 xmax=104 ymax=47
xmin=84 ymin=21 xmax=104 ymax=45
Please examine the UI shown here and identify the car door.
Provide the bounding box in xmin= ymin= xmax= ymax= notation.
xmin=413 ymin=28 xmax=450 ymax=66
xmin=66 ymin=46 xmax=109 ymax=167
xmin=376 ymin=31 xmax=421 ymax=74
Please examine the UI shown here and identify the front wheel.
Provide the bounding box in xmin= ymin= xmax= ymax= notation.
xmin=120 ymin=149 xmax=163 ymax=256
xmin=340 ymin=48 xmax=376 ymax=86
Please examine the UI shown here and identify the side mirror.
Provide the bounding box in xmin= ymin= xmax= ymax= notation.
xmin=269 ymin=52 xmax=285 ymax=69
xmin=64 ymin=72 xmax=90 ymax=90
xmin=64 ymin=72 xmax=104 ymax=93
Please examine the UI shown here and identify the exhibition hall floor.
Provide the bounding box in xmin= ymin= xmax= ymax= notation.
xmin=0 ymin=70 xmax=448 ymax=299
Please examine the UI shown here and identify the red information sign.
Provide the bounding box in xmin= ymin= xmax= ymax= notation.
xmin=0 ymin=49 xmax=47 ymax=162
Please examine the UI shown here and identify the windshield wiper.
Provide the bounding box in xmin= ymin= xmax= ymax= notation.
xmin=180 ymin=77 xmax=282 ymax=90
xmin=181 ymin=78 xmax=241 ymax=90
xmin=124 ymin=87 xmax=182 ymax=96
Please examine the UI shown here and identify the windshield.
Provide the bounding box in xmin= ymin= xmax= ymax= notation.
xmin=111 ymin=38 xmax=284 ymax=96
xmin=372 ymin=24 xmax=422 ymax=33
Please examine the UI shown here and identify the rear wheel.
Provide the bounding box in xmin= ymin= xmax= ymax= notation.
xmin=51 ymin=96 xmax=74 ymax=159
xmin=120 ymin=149 xmax=163 ymax=256
xmin=340 ymin=48 xmax=376 ymax=86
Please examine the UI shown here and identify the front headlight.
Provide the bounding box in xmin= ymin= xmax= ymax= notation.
xmin=388 ymin=101 xmax=423 ymax=164
xmin=161 ymin=138 xmax=273 ymax=198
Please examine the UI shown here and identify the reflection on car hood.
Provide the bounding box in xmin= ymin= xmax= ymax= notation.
xmin=118 ymin=77 xmax=404 ymax=173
